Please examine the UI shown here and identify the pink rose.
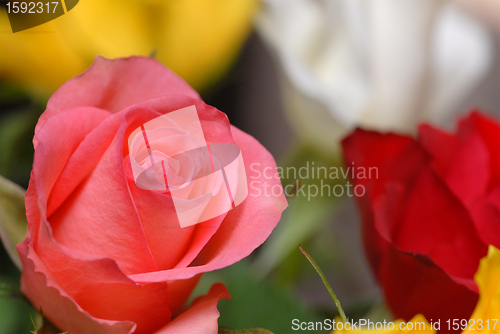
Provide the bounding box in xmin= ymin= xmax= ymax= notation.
xmin=18 ymin=56 xmax=287 ymax=334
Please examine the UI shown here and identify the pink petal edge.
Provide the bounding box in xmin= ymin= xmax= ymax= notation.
xmin=154 ymin=283 xmax=230 ymax=334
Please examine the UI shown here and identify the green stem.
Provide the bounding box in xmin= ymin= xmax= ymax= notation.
xmin=300 ymin=246 xmax=348 ymax=323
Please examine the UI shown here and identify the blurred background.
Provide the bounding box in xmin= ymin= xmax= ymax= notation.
xmin=0 ymin=0 xmax=499 ymax=333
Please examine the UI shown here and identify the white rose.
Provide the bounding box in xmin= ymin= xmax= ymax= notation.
xmin=257 ymin=0 xmax=494 ymax=152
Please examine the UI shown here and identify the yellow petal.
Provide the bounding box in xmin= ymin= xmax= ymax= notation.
xmin=53 ymin=0 xmax=156 ymax=59
xmin=155 ymin=0 xmax=258 ymax=90
xmin=0 ymin=0 xmax=257 ymax=96
xmin=463 ymin=245 xmax=500 ymax=333
xmin=0 ymin=10 xmax=87 ymax=97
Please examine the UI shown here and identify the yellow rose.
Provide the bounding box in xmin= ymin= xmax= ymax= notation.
xmin=0 ymin=0 xmax=257 ymax=97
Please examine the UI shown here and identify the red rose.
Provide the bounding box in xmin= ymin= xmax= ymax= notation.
xmin=342 ymin=111 xmax=499 ymax=327
xmin=18 ymin=56 xmax=287 ymax=334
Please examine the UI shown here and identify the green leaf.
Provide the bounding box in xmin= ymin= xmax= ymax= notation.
xmin=193 ymin=261 xmax=326 ymax=334
xmin=0 ymin=109 xmax=38 ymax=187
xmin=252 ymin=144 xmax=345 ymax=277
xmin=0 ymin=282 xmax=23 ymax=300
xmin=252 ymin=194 xmax=341 ymax=278
xmin=0 ymin=83 xmax=29 ymax=103
xmin=29 ymin=312 xmax=67 ymax=334
xmin=0 ymin=293 xmax=36 ymax=334
xmin=0 ymin=175 xmax=27 ymax=270
xmin=219 ymin=328 xmax=274 ymax=334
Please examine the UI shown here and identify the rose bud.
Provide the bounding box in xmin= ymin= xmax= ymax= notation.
xmin=18 ymin=56 xmax=287 ymax=334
